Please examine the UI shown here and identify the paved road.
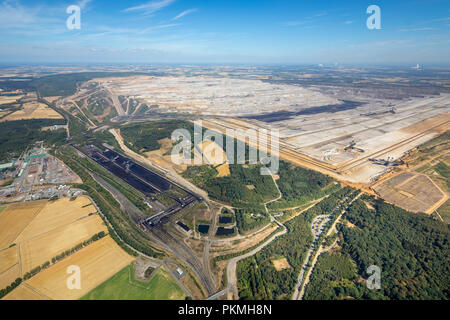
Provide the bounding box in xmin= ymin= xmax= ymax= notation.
xmin=293 ymin=192 xmax=361 ymax=300
xmin=207 ymin=289 xmax=228 ymax=300
xmin=162 ymin=258 xmax=193 ymax=298
xmin=226 ymin=226 xmax=287 ymax=299
xmin=149 ymin=224 xmax=216 ymax=296
xmin=103 ymin=84 xmax=126 ymax=116
xmin=109 ymin=128 xmax=209 ymax=200
xmin=89 ymin=172 xmax=145 ymax=224
xmin=84 ymin=161 xmax=216 ymax=297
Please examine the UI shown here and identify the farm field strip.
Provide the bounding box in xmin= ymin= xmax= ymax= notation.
xmin=15 ymin=196 xmax=98 ymax=242
xmin=2 ymin=283 xmax=47 ymax=300
xmin=19 ymin=214 xmax=108 ymax=274
xmin=0 ymin=200 xmax=47 ymax=250
xmin=1 ymin=102 xmax=63 ymax=122
xmin=0 ymin=245 xmax=19 ymax=274
xmin=0 ymin=196 xmax=123 ymax=299
xmin=0 ymin=264 xmax=20 ymax=290
xmin=24 ymin=236 xmax=135 ymax=300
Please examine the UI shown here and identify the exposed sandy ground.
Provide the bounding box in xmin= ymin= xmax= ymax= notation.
xmin=216 ymin=163 xmax=230 ymax=177
xmin=110 ymin=128 xmax=209 ymax=200
xmin=19 ymin=215 xmax=107 ymax=274
xmin=1 ymin=102 xmax=63 ymax=121
xmin=374 ymin=172 xmax=446 ymax=214
xmin=194 ymin=140 xmax=227 ymax=165
xmin=2 ymin=284 xmax=47 ymax=300
xmin=0 ymin=201 xmax=47 ymax=249
xmin=272 ymin=257 xmax=290 ymax=271
xmin=101 ymin=76 xmax=339 ymax=116
xmin=202 ymin=108 xmax=450 ymax=184
xmin=25 ymin=236 xmax=134 ymax=300
xmin=16 ymin=197 xmax=97 ymax=242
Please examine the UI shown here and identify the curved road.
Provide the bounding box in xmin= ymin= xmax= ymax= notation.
xmin=226 ymin=224 xmax=287 ymax=299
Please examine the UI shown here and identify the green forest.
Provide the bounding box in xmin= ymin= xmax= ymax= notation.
xmin=237 ymin=214 xmax=312 ymax=299
xmin=304 ymin=195 xmax=450 ymax=300
xmin=0 ymin=119 xmax=67 ymax=161
xmin=235 ymin=207 xmax=271 ymax=234
xmin=237 ymin=187 xmax=353 ymax=299
xmin=199 ymin=164 xmax=279 ymax=206
xmin=267 ymin=161 xmax=339 ymax=210
xmin=0 ymin=72 xmax=160 ymax=97
xmin=121 ymin=120 xmax=194 ymax=153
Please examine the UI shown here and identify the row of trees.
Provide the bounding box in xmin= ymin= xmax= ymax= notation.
xmin=56 ymin=146 xmax=165 ymax=259
xmin=23 ymin=231 xmax=107 ymax=280
xmin=0 ymin=278 xmax=22 ymax=299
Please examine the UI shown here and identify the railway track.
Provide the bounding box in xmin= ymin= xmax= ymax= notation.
xmin=145 ymin=223 xmax=216 ymax=296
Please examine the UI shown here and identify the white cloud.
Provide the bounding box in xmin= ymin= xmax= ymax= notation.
xmin=0 ymin=0 xmax=64 ymax=33
xmin=173 ymin=8 xmax=197 ymax=20
xmin=419 ymin=17 xmax=450 ymax=24
xmin=123 ymin=0 xmax=175 ymax=15
xmin=398 ymin=27 xmax=435 ymax=32
xmin=138 ymin=23 xmax=180 ymax=34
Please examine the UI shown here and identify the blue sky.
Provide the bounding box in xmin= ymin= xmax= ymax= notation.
xmin=0 ymin=0 xmax=449 ymax=65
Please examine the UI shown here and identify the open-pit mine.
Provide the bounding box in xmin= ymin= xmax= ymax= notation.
xmin=70 ymin=75 xmax=450 ymax=185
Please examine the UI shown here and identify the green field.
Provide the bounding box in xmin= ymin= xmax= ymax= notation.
xmin=81 ymin=264 xmax=186 ymax=300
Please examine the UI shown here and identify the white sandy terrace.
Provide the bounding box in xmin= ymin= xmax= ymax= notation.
xmin=273 ymin=94 xmax=450 ymax=163
xmin=99 ymin=76 xmax=340 ymax=116
xmin=93 ymin=76 xmax=449 ymax=183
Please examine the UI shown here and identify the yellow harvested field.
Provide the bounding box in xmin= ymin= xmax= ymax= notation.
xmin=16 ymin=196 xmax=97 ymax=242
xmin=216 ymin=163 xmax=230 ymax=177
xmin=0 ymin=111 xmax=11 ymax=118
xmin=20 ymin=215 xmax=107 ymax=274
xmin=1 ymin=102 xmax=63 ymax=121
xmin=272 ymin=257 xmax=291 ymax=271
xmin=0 ymin=201 xmax=46 ymax=249
xmin=3 ymin=284 xmax=47 ymax=300
xmin=0 ymin=265 xmax=20 ymax=290
xmin=43 ymin=96 xmax=61 ymax=103
xmin=0 ymin=246 xmax=19 ymax=274
xmin=194 ymin=140 xmax=227 ymax=165
xmin=0 ymin=95 xmax=23 ymax=105
xmin=26 ymin=236 xmax=135 ymax=300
